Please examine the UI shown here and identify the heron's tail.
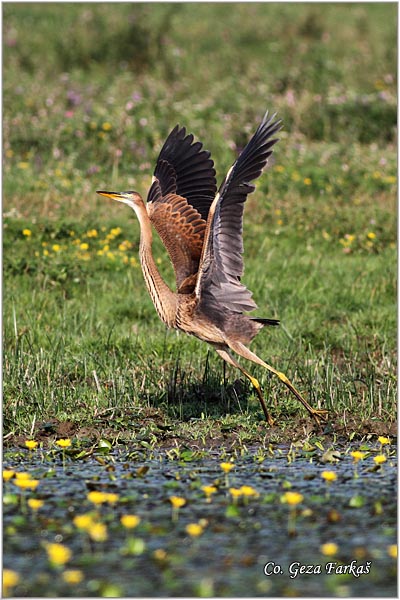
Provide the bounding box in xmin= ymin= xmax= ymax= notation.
xmin=251 ymin=317 xmax=279 ymax=327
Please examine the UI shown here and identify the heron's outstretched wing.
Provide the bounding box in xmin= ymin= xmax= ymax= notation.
xmin=147 ymin=194 xmax=206 ymax=293
xmin=147 ymin=125 xmax=217 ymax=220
xmin=147 ymin=126 xmax=217 ymax=292
xmin=195 ymin=112 xmax=282 ymax=313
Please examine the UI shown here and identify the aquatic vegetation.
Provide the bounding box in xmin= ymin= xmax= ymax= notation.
xmin=2 ymin=2 xmax=396 ymax=596
xmin=45 ymin=543 xmax=72 ymax=567
xmin=373 ymin=454 xmax=387 ymax=466
xmin=201 ymin=485 xmax=217 ymax=502
xmin=62 ymin=570 xmax=84 ymax=585
xmin=321 ymin=470 xmax=337 ymax=498
xmin=25 ymin=440 xmax=38 ymax=450
xmin=2 ymin=443 xmax=397 ymax=597
xmin=120 ymin=515 xmax=141 ymax=529
xmin=55 ymin=439 xmax=72 ymax=448
xmin=169 ymin=495 xmax=186 ymax=522
xmin=2 ymin=569 xmax=19 ymax=596
xmin=27 ymin=498 xmax=44 ymax=511
xmin=321 ymin=470 xmax=337 ymax=482
xmin=320 ymin=542 xmax=339 ymax=557
xmin=350 ymin=451 xmax=366 ymax=478
xmin=186 ymin=523 xmax=204 ymax=537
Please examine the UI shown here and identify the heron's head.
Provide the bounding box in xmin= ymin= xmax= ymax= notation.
xmin=96 ymin=190 xmax=143 ymax=210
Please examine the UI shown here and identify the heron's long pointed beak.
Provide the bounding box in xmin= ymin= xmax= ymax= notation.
xmin=96 ymin=190 xmax=125 ymax=201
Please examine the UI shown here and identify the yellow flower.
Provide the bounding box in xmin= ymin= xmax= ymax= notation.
xmin=46 ymin=543 xmax=72 ymax=566
xmin=15 ymin=472 xmax=31 ymax=480
xmin=240 ymin=485 xmax=259 ymax=497
xmin=62 ymin=570 xmax=84 ymax=584
xmin=110 ymin=227 xmax=122 ymax=237
xmin=282 ymin=491 xmax=303 ymax=506
xmin=3 ymin=569 xmax=20 ymax=595
xmin=384 ymin=175 xmax=396 ymax=185
xmin=22 ymin=228 xmax=32 ymax=237
xmin=3 ymin=470 xmax=15 ymax=481
xmin=229 ymin=487 xmax=242 ymax=498
xmin=320 ymin=542 xmax=339 ymax=556
xmin=169 ymin=496 xmax=186 ymax=509
xmin=105 ymin=493 xmax=119 ymax=504
xmin=303 ymin=177 xmax=312 ymax=185
xmin=321 ymin=470 xmax=337 ymax=482
xmin=86 ymin=491 xmax=118 ymax=505
xmin=86 ymin=229 xmax=98 ymax=238
xmin=186 ymin=523 xmax=204 ymax=537
xmin=367 ymin=232 xmax=376 ymax=240
xmin=56 ymin=438 xmax=71 ymax=448
xmin=52 ymin=244 xmax=61 ymax=252
xmin=25 ymin=440 xmax=38 ymax=450
xmin=153 ymin=548 xmax=167 ymax=561
xmin=373 ymin=454 xmax=387 ymax=465
xmin=73 ymin=514 xmax=94 ymax=530
xmin=18 ymin=162 xmax=29 ymax=169
xmin=87 ymin=491 xmax=109 ymax=505
xmin=88 ymin=522 xmax=108 ymax=542
xmin=220 ymin=462 xmax=234 ymax=473
xmin=118 ymin=240 xmax=133 ymax=251
xmin=27 ymin=498 xmax=44 ymax=511
xmin=378 ymin=436 xmax=390 ymax=445
xmin=13 ymin=478 xmax=39 ymax=490
xmin=350 ymin=451 xmax=366 ymax=463
xmin=79 ymin=242 xmax=89 ymax=251
xmin=387 ymin=544 xmax=397 ymax=559
xmin=274 ymin=165 xmax=285 ymax=173
xmin=201 ymin=485 xmax=217 ymax=498
xmin=120 ymin=514 xmax=141 ymax=529
xmin=102 ymin=122 xmax=112 ymax=131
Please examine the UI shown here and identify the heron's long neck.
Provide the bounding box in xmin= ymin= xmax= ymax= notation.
xmin=135 ymin=204 xmax=177 ymax=328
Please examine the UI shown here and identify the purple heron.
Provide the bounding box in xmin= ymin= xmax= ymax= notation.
xmin=97 ymin=112 xmax=327 ymax=425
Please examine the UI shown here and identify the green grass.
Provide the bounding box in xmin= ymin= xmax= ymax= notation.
xmin=3 ymin=3 xmax=396 ymax=441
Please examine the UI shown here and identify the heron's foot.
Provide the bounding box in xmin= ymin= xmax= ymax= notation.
xmin=266 ymin=413 xmax=275 ymax=427
xmin=309 ymin=407 xmax=329 ymax=426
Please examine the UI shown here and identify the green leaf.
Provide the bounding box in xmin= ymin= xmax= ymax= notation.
xmin=349 ymin=495 xmax=365 ymax=508
xmin=225 ymin=504 xmax=240 ymax=518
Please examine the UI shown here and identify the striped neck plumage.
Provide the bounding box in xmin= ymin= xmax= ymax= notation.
xmin=135 ymin=204 xmax=177 ymax=328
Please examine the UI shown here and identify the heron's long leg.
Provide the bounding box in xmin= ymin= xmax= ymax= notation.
xmin=215 ymin=348 xmax=275 ymax=426
xmin=226 ymin=341 xmax=328 ymax=425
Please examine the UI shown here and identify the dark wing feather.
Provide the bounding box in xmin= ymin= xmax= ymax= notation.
xmin=147 ymin=125 xmax=217 ymax=221
xmin=196 ymin=112 xmax=282 ymax=313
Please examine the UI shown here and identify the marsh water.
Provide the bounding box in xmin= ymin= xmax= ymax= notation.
xmin=3 ymin=444 xmax=397 ymax=597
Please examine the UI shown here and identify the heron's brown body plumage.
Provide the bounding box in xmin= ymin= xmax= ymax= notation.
xmin=97 ymin=112 xmax=327 ymax=425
